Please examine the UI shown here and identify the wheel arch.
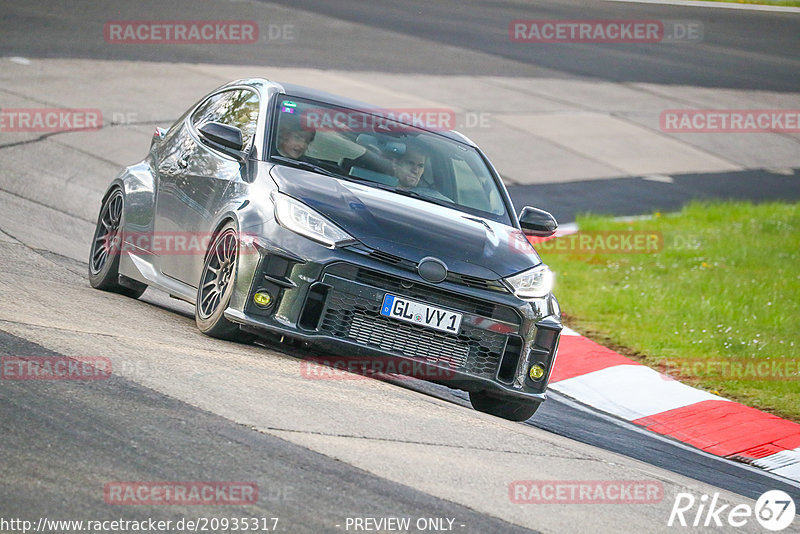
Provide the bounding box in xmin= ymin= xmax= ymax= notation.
xmin=100 ymin=160 xmax=157 ymax=236
xmin=204 ymin=213 xmax=242 ymax=262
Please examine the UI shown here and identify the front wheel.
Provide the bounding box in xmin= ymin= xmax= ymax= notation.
xmin=88 ymin=188 xmax=146 ymax=298
xmin=195 ymin=222 xmax=254 ymax=342
xmin=469 ymin=391 xmax=540 ymax=422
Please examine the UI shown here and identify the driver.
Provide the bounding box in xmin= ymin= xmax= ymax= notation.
xmin=393 ymin=145 xmax=427 ymax=190
xmin=392 ymin=142 xmax=451 ymax=202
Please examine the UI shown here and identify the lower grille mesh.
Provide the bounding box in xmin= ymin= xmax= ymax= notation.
xmin=349 ymin=313 xmax=469 ymax=368
xmin=315 ymin=273 xmax=509 ymax=379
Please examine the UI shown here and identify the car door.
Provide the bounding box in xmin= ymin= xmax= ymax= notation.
xmin=154 ymin=88 xmax=260 ymax=285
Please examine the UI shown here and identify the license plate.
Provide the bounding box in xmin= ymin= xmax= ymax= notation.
xmin=380 ymin=294 xmax=462 ymax=334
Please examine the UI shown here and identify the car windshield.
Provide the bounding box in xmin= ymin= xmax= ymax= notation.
xmin=268 ymin=96 xmax=510 ymax=224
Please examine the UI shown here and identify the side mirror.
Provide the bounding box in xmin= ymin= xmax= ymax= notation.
xmin=519 ymin=207 xmax=558 ymax=237
xmin=198 ymin=122 xmax=245 ymax=157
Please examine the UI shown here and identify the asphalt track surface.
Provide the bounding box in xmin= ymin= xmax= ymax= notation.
xmin=2 ymin=0 xmax=797 ymax=213
xmin=0 ymin=331 xmax=534 ymax=534
xmin=1 ymin=1 xmax=799 ymax=532
xmin=265 ymin=0 xmax=800 ymax=91
xmin=508 ymin=168 xmax=800 ymax=223
xmin=2 ymin=0 xmax=798 ymax=89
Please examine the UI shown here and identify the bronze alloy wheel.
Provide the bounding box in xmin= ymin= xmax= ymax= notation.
xmin=195 ymin=222 xmax=255 ymax=343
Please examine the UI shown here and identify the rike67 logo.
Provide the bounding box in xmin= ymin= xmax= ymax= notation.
xmin=668 ymin=490 xmax=796 ymax=531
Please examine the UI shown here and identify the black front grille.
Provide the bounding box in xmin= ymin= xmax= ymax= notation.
xmin=315 ymin=269 xmax=512 ymax=380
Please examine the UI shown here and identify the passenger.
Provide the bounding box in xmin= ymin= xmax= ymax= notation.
xmin=276 ymin=116 xmax=316 ymax=159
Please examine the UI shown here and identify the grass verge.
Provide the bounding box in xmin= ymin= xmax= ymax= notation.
xmin=539 ymin=201 xmax=800 ymax=422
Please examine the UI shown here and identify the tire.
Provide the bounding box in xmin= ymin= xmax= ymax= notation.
xmin=195 ymin=222 xmax=255 ymax=342
xmin=469 ymin=391 xmax=540 ymax=422
xmin=88 ymin=188 xmax=146 ymax=299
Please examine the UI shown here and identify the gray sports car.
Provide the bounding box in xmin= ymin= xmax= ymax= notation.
xmin=89 ymin=78 xmax=562 ymax=421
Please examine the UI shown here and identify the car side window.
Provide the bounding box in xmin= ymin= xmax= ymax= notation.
xmin=191 ymin=89 xmax=260 ymax=150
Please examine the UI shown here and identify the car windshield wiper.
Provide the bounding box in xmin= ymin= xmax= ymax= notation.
xmin=271 ymin=156 xmax=338 ymax=178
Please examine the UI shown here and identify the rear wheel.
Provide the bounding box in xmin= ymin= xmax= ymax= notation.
xmin=88 ymin=188 xmax=146 ymax=298
xmin=469 ymin=391 xmax=540 ymax=422
xmin=195 ymin=222 xmax=255 ymax=342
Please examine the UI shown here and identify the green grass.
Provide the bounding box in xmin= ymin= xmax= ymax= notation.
xmin=542 ymin=201 xmax=800 ymax=421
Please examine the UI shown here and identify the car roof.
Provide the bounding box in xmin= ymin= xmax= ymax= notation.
xmin=224 ymin=78 xmax=476 ymax=146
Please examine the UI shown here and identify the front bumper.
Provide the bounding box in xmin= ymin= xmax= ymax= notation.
xmin=226 ymin=239 xmax=562 ymax=402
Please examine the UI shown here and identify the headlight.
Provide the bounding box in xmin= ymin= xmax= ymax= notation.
xmin=504 ymin=264 xmax=554 ymax=299
xmin=273 ymin=192 xmax=355 ymax=248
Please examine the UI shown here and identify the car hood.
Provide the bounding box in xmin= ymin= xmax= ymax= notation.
xmin=270 ymin=165 xmax=541 ymax=279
